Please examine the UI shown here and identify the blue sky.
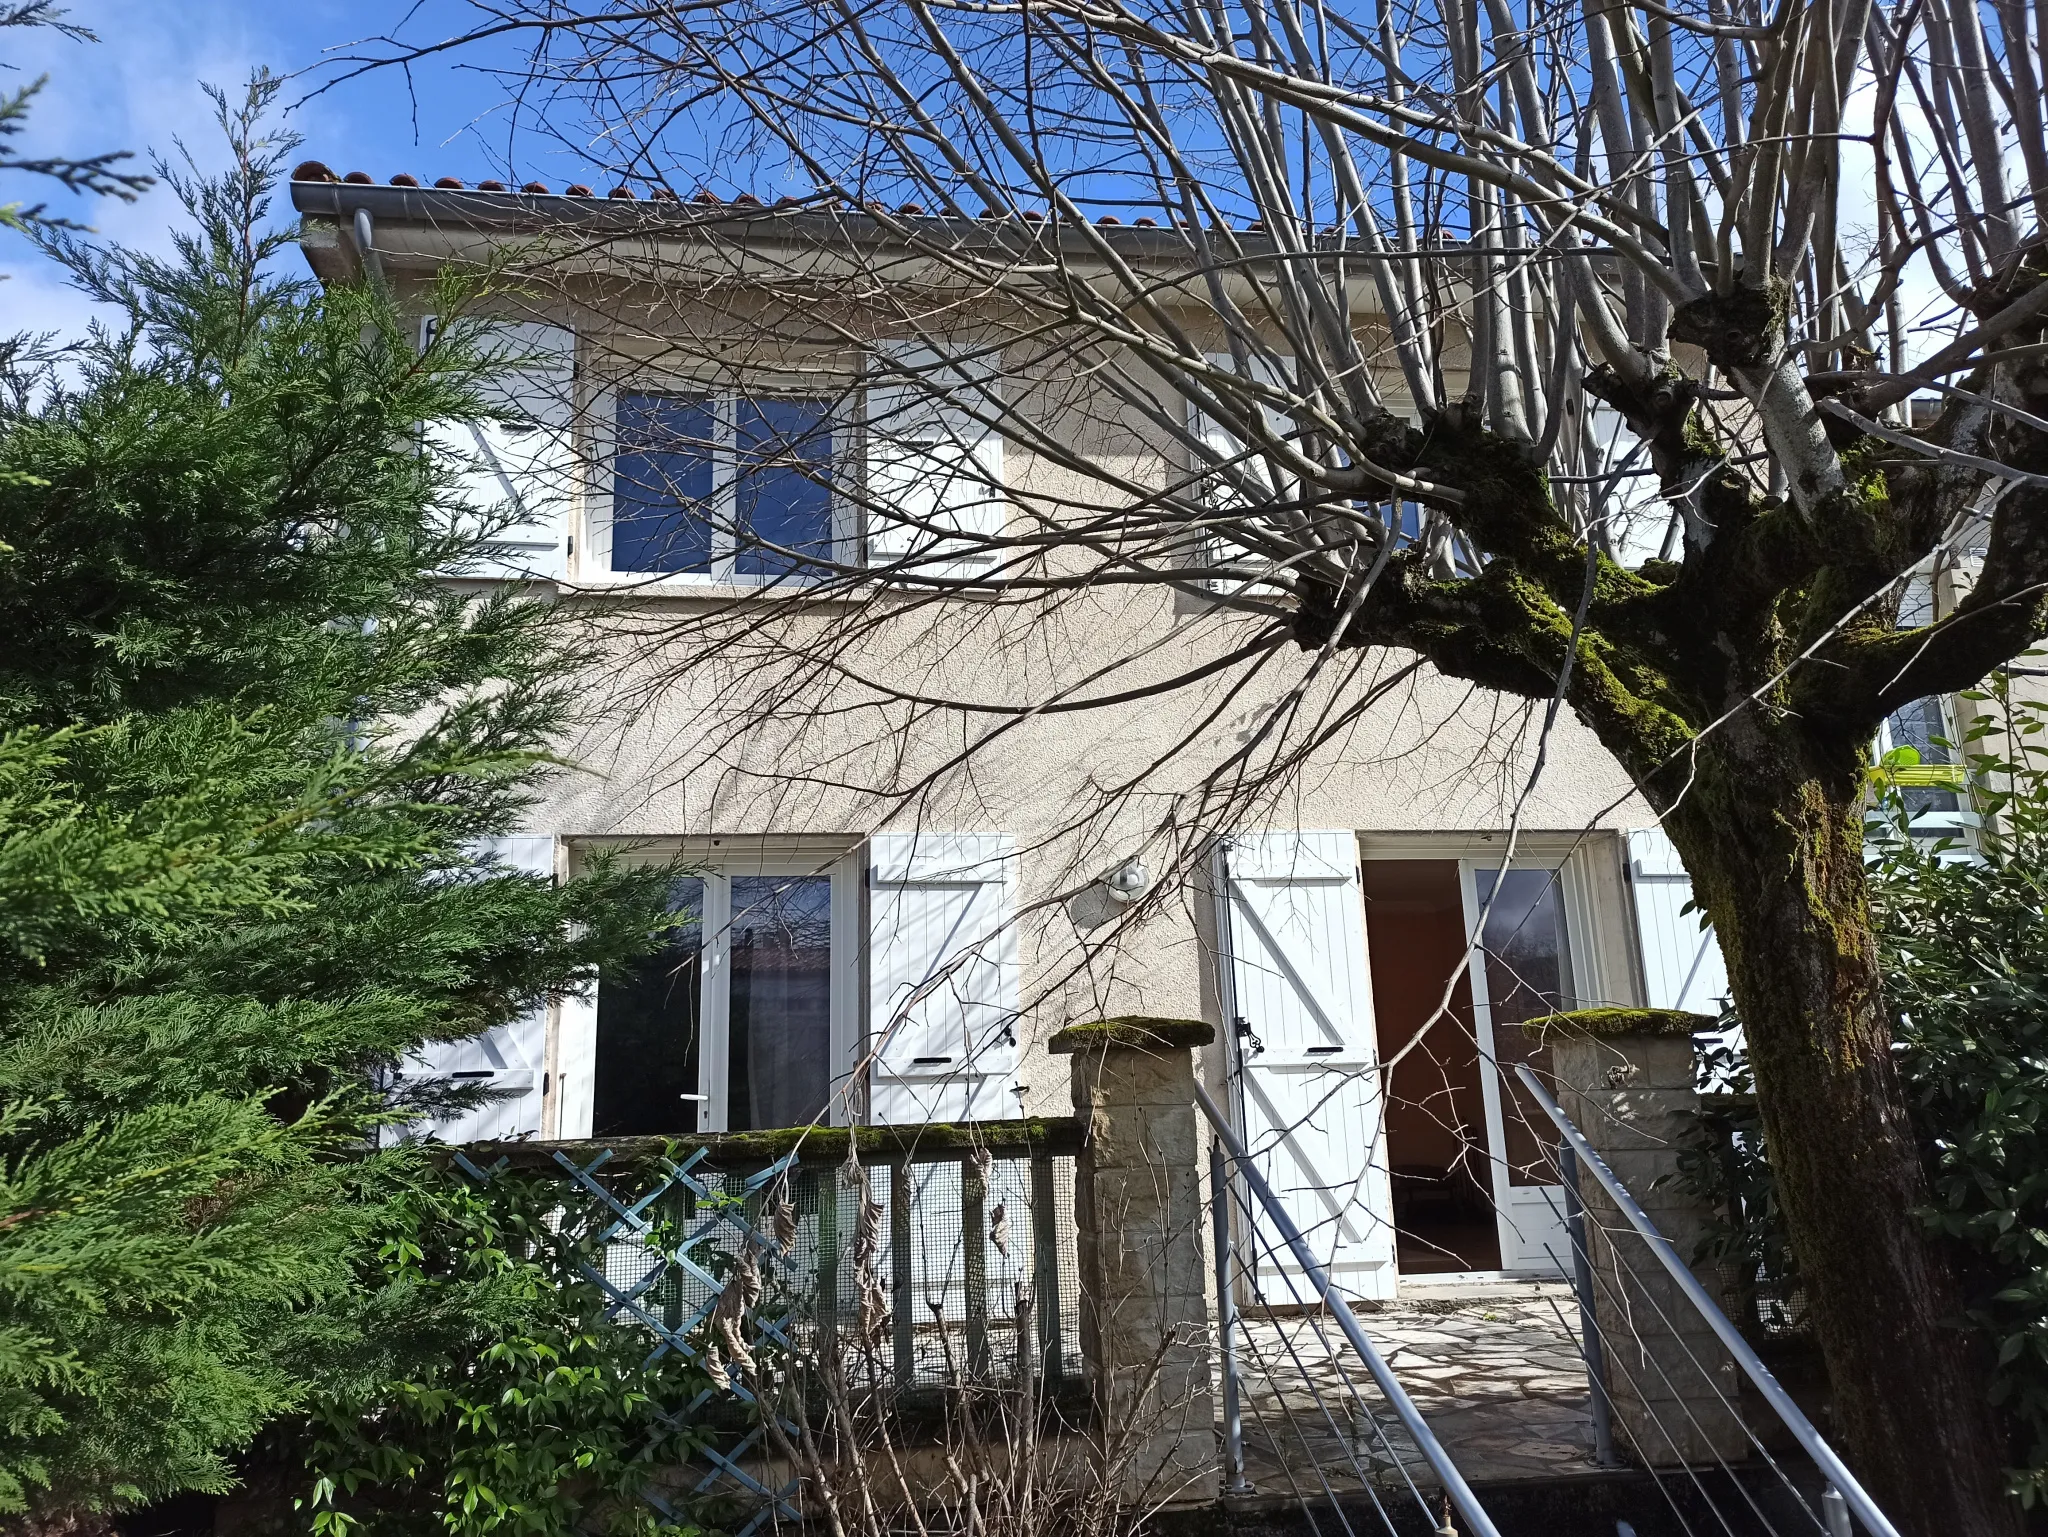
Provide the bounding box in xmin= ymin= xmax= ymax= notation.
xmin=1 ymin=0 xmax=543 ymax=338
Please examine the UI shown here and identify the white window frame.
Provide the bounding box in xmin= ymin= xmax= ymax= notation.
xmin=579 ymin=850 xmax=863 ymax=1134
xmin=590 ymin=381 xmax=854 ymax=588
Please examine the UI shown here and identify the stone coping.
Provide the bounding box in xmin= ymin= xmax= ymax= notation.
xmin=1048 ymin=1015 xmax=1216 ymax=1054
xmin=1521 ymin=1006 xmax=1720 ymax=1042
xmin=439 ymin=1117 xmax=1085 ymax=1172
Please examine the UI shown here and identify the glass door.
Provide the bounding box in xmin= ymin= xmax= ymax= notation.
xmin=592 ymin=858 xmax=853 ymax=1135
xmin=1462 ymin=861 xmax=1578 ymax=1275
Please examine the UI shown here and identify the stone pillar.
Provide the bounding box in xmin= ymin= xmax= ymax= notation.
xmin=1539 ymin=1008 xmax=1749 ymax=1468
xmin=1049 ymin=1016 xmax=1218 ymax=1505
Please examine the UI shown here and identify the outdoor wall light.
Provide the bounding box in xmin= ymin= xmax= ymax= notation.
xmin=1065 ymin=856 xmax=1152 ymax=931
xmin=1103 ymin=858 xmax=1150 ymax=903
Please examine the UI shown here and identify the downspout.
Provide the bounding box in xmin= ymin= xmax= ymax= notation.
xmin=351 ymin=205 xmax=386 ymax=289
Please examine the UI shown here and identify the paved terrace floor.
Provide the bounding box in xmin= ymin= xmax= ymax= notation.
xmin=1232 ymin=1280 xmax=1603 ymax=1494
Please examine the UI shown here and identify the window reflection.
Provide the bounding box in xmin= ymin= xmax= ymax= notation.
xmin=735 ymin=399 xmax=835 ymax=577
xmin=1475 ymin=868 xmax=1574 ymax=1187
xmin=594 ymin=877 xmax=704 ymax=1135
xmin=727 ymin=875 xmax=834 ymax=1131
xmin=611 ymin=392 xmax=836 ymax=578
xmin=613 ymin=394 xmax=715 ymax=573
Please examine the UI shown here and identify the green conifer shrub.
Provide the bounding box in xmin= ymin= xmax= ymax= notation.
xmin=0 ymin=78 xmax=701 ymax=1534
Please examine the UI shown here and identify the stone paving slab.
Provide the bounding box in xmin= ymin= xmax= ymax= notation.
xmin=1229 ymin=1280 xmax=1604 ymax=1492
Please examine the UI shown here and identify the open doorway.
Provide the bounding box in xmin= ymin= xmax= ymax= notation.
xmin=1361 ymin=860 xmax=1502 ymax=1274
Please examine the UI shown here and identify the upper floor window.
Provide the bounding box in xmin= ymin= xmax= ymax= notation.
xmin=611 ymin=390 xmax=843 ymax=581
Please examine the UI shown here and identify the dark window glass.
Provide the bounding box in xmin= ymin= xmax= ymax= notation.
xmin=1475 ymin=868 xmax=1574 ymax=1186
xmin=594 ymin=878 xmax=704 ymax=1135
xmin=613 ymin=393 xmax=714 ymax=573
xmin=735 ymin=397 xmax=835 ymax=577
xmin=727 ymin=875 xmax=833 ymax=1131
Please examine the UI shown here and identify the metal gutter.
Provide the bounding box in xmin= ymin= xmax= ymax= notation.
xmin=288 ymin=177 xmax=1248 ymax=264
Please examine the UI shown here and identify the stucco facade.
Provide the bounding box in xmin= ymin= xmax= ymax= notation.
xmin=296 ymin=169 xmax=1712 ymax=1288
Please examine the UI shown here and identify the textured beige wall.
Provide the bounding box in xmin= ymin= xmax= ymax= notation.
xmin=339 ymin=232 xmax=1663 ymax=1113
xmin=533 ymin=580 xmax=1654 ymax=1113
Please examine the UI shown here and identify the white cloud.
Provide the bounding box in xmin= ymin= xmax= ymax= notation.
xmin=0 ymin=0 xmax=276 ymax=340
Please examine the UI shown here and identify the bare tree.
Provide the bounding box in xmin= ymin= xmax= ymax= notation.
xmin=333 ymin=0 xmax=2048 ymax=1524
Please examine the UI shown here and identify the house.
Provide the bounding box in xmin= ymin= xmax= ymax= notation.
xmin=291 ymin=165 xmax=1966 ymax=1296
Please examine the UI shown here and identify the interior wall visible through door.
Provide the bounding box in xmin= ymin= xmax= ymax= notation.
xmin=1361 ymin=859 xmax=1502 ymax=1275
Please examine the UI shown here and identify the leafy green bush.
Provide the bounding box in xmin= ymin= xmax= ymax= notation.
xmin=1872 ymin=674 xmax=2048 ymax=1497
xmin=300 ymin=1165 xmax=714 ymax=1537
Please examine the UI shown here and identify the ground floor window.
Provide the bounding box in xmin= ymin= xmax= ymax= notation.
xmin=593 ymin=865 xmax=849 ymax=1135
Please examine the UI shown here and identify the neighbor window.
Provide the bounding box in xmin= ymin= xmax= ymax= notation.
xmin=1873 ymin=577 xmax=1972 ymax=844
xmin=610 ymin=390 xmax=841 ymax=580
xmin=1877 ymin=694 xmax=1970 ymax=840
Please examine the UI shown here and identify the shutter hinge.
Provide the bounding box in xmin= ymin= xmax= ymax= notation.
xmin=1234 ymin=1016 xmax=1264 ymax=1057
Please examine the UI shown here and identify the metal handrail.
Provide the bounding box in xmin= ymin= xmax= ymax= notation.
xmin=1513 ymin=1063 xmax=1901 ymax=1537
xmin=1196 ymin=1083 xmax=1504 ymax=1537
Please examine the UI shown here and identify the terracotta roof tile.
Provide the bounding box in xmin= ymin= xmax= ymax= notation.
xmin=286 ymin=165 xmax=1212 ymax=234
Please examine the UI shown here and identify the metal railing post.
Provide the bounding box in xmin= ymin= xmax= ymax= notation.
xmin=1195 ymin=1084 xmax=1503 ymax=1537
xmin=1823 ymin=1484 xmax=1853 ymax=1537
xmin=1209 ymin=1138 xmax=1254 ymax=1496
xmin=1559 ymin=1144 xmax=1618 ymax=1467
xmin=1515 ymin=1063 xmax=1900 ymax=1537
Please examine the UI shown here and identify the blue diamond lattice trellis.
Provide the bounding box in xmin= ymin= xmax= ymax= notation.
xmin=451 ymin=1125 xmax=1086 ymax=1534
xmin=455 ymin=1144 xmax=807 ymax=1534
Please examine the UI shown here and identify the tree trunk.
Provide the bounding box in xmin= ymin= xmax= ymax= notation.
xmin=1663 ymin=726 xmax=2019 ymax=1537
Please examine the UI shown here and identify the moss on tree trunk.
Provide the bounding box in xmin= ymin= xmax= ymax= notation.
xmin=1662 ymin=722 xmax=2019 ymax=1537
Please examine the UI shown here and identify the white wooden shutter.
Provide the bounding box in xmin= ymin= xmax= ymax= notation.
xmin=1189 ymin=352 xmax=1293 ymax=591
xmin=429 ymin=321 xmax=578 ymax=581
xmin=1627 ymin=828 xmax=1731 ymax=1014
xmin=1219 ymin=830 xmax=1398 ymax=1302
xmin=397 ymin=835 xmax=555 ymax=1142
xmin=864 ymin=341 xmax=1005 ymax=576
xmin=867 ymin=831 xmax=1020 ymax=1123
